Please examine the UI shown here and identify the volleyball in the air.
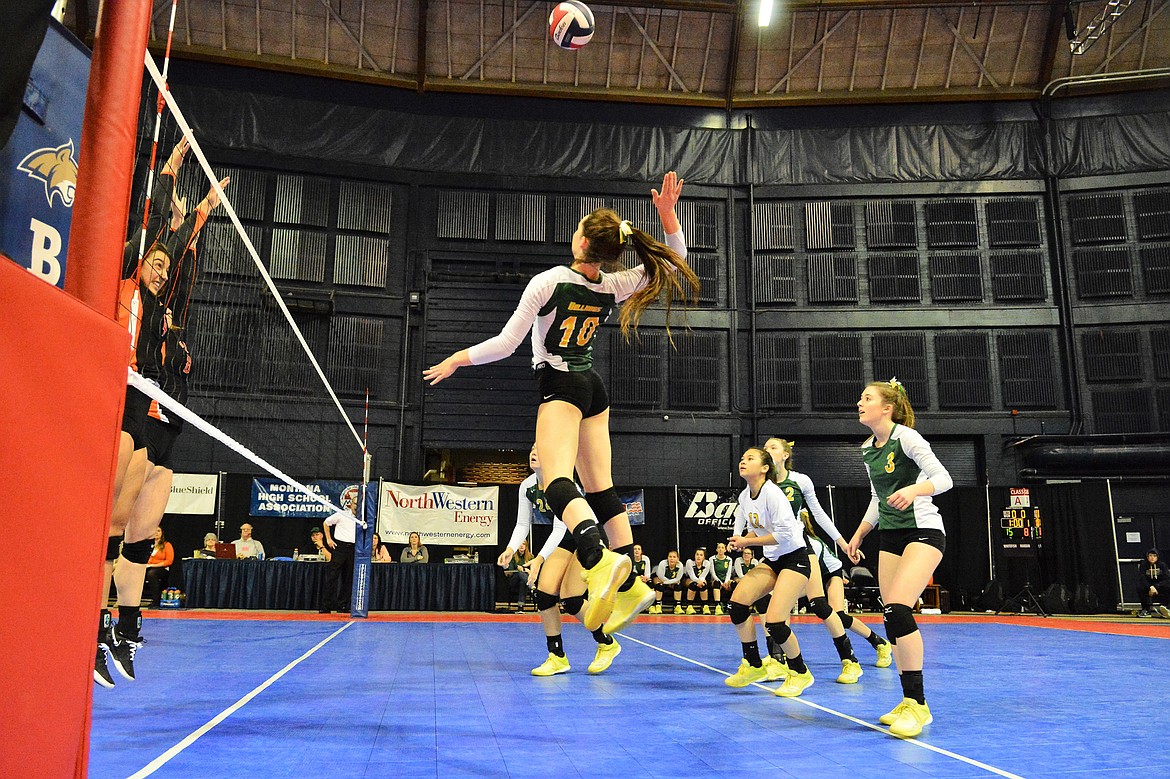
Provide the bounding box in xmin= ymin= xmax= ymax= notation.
xmin=549 ymin=1 xmax=595 ymax=50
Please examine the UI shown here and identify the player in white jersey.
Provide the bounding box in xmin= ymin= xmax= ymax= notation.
xmin=497 ymin=445 xmax=622 ymax=676
xmin=723 ymin=448 xmax=817 ymax=698
xmin=764 ymin=437 xmax=867 ymax=684
xmin=846 ymin=379 xmax=953 ymax=738
xmin=426 ymin=172 xmax=700 ymax=636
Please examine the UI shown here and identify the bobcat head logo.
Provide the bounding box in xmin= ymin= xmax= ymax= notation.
xmin=18 ymin=140 xmax=79 ymax=207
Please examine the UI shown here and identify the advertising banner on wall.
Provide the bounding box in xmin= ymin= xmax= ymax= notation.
xmin=529 ymin=489 xmax=646 ymax=526
xmin=677 ymin=487 xmax=740 ymax=555
xmin=0 ymin=21 xmax=89 ymax=288
xmin=165 ymin=473 xmax=218 ymax=515
xmin=378 ymin=482 xmax=499 ymax=546
xmin=250 ymin=478 xmax=357 ymax=518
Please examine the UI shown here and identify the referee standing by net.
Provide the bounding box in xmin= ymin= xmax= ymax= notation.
xmin=321 ymin=488 xmax=359 ymax=614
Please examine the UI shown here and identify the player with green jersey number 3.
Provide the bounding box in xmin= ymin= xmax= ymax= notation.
xmin=424 ymin=172 xmax=702 ymax=635
xmin=846 ymin=378 xmax=953 ymax=739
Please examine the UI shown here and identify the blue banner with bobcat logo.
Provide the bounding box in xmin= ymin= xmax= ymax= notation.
xmin=0 ymin=21 xmax=89 ymax=288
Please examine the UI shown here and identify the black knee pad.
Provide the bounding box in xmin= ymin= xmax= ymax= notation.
xmin=837 ymin=610 xmax=854 ymax=630
xmin=121 ymin=537 xmax=154 ymax=564
xmin=534 ymin=589 xmax=560 ymax=612
xmin=765 ymin=621 xmax=792 ymax=645
xmin=585 ymin=487 xmax=625 ymax=523
xmin=106 ymin=535 xmax=124 ymax=562
xmin=753 ymin=594 xmax=771 ymax=614
xmin=809 ymin=596 xmax=833 ymax=621
xmin=728 ymin=602 xmax=752 ymax=625
xmin=884 ymin=603 xmax=918 ymax=641
xmin=545 ymin=478 xmax=582 ymax=518
xmin=562 ymin=595 xmax=586 ymax=616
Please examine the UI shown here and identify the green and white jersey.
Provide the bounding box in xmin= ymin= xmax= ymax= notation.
xmin=807 ymin=535 xmax=843 ymax=575
xmin=775 ymin=470 xmax=842 ymax=544
xmin=632 ymin=556 xmax=653 ymax=579
xmin=466 ymin=231 xmax=687 ymax=372
xmin=654 ymin=560 xmax=685 ymax=585
xmin=860 ymin=424 xmax=953 ymax=532
xmin=711 ymin=555 xmax=732 ymax=585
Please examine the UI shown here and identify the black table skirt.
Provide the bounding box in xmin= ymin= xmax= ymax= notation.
xmin=182 ymin=559 xmax=495 ymax=611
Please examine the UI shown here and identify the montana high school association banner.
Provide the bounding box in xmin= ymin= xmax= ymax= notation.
xmin=378 ymin=482 xmax=499 ymax=546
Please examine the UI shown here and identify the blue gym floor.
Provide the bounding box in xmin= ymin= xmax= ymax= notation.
xmin=90 ymin=614 xmax=1170 ymax=778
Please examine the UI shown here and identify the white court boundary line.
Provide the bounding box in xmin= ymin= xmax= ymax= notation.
xmin=616 ymin=632 xmax=1026 ymax=779
xmin=128 ymin=622 xmax=355 ymax=778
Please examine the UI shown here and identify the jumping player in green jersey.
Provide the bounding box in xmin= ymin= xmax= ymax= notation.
xmin=426 ymin=172 xmax=701 ymax=636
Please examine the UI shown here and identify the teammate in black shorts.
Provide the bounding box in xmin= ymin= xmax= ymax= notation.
xmin=846 ymin=379 xmax=953 ymax=738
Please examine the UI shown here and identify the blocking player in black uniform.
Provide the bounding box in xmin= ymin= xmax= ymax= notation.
xmin=846 ymin=379 xmax=953 ymax=738
xmin=425 ymin=172 xmax=700 ymax=635
xmin=101 ymin=157 xmax=226 ymax=686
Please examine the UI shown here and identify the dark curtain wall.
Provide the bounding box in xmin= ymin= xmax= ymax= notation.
xmin=173 ymin=79 xmax=1170 ymax=184
xmin=174 ymin=87 xmax=745 ymax=185
xmin=755 ymin=122 xmax=1043 ymax=184
xmin=1052 ymin=109 xmax=1170 ymax=176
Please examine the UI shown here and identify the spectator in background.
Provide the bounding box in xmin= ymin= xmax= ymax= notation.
xmin=503 ymin=539 xmax=534 ymax=612
xmin=1139 ymin=549 xmax=1170 ymax=618
xmin=198 ymin=533 xmax=218 ymax=558
xmin=372 ymin=533 xmax=392 ymax=563
xmin=233 ymin=523 xmax=265 ymax=560
xmin=142 ymin=528 xmax=174 ymax=607
xmin=650 ymin=550 xmax=685 ymax=614
xmin=631 ymin=544 xmax=652 ymax=588
xmin=710 ymin=542 xmax=733 ymax=615
xmin=401 ymin=532 xmax=429 ymax=564
xmin=308 ymin=527 xmax=332 ymax=561
xmin=683 ymin=547 xmax=713 ymax=614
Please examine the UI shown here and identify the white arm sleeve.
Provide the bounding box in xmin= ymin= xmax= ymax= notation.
xmin=862 ymin=477 xmax=881 ymax=528
xmin=795 ymin=472 xmax=842 ymax=543
xmin=699 ymin=559 xmax=713 ymax=581
xmin=466 ymin=274 xmax=552 ymax=365
xmin=902 ymin=428 xmax=954 ymax=495
xmin=536 ymin=520 xmax=568 ymax=560
xmin=733 ymin=503 xmax=747 ymax=537
xmin=506 ymin=475 xmax=537 ymax=552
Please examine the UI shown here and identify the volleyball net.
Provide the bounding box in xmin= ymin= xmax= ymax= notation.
xmin=123 ymin=48 xmax=372 ymax=526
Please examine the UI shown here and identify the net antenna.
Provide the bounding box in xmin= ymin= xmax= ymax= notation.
xmin=143 ymin=50 xmax=365 ymax=453
xmin=134 ymin=0 xmax=181 ymax=266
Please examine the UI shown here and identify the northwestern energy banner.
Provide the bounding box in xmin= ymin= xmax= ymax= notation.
xmin=379 ymin=482 xmax=499 ymax=546
xmin=250 ymin=478 xmax=357 ymax=518
xmin=165 ymin=473 xmax=218 ymax=515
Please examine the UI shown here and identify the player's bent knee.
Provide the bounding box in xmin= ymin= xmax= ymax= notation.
xmin=883 ymin=603 xmax=917 ymax=640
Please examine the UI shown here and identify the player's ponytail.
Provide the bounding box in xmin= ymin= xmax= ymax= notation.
xmin=579 ymin=208 xmax=700 ymax=343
